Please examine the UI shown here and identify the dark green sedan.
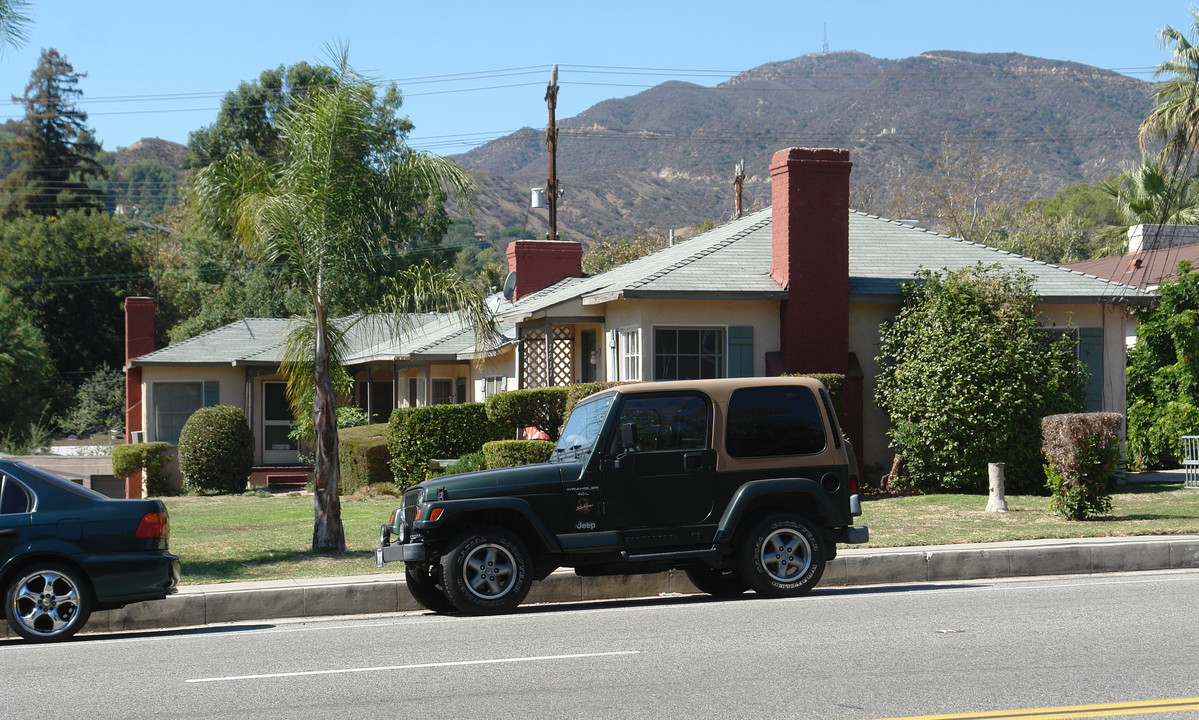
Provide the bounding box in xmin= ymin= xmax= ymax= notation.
xmin=0 ymin=459 xmax=179 ymax=642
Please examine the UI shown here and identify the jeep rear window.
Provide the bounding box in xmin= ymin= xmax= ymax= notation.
xmin=725 ymin=386 xmax=826 ymax=457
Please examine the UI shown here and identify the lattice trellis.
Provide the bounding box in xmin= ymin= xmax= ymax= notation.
xmin=519 ymin=326 xmax=575 ymax=388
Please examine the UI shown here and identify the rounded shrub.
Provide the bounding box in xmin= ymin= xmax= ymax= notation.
xmin=177 ymin=405 xmax=253 ymax=494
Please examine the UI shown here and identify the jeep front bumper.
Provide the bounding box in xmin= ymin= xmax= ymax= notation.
xmin=376 ymin=541 xmax=426 ymax=567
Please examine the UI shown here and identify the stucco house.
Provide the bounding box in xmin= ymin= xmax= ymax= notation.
xmin=123 ymin=147 xmax=1154 ymax=495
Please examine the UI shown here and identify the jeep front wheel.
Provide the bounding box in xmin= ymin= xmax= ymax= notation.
xmin=404 ymin=563 xmax=454 ymax=614
xmin=738 ymin=513 xmax=825 ymax=598
xmin=440 ymin=526 xmax=532 ymax=615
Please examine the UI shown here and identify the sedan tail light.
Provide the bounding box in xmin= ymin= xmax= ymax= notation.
xmin=136 ymin=510 xmax=169 ymax=539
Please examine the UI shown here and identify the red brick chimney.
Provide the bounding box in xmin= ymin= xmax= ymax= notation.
xmin=769 ymin=147 xmax=852 ymax=375
xmin=505 ymin=240 xmax=584 ymax=301
xmin=123 ymin=297 xmax=156 ymax=499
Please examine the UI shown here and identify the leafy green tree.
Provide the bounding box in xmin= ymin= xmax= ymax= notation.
xmin=583 ymin=232 xmax=670 ymax=274
xmin=968 ymin=204 xmax=1094 ymax=265
xmin=193 ymin=48 xmax=495 ymax=551
xmin=0 ymin=288 xmax=57 ymax=440
xmin=875 ymin=264 xmax=1086 ymax=492
xmin=0 ymin=210 xmax=151 ymax=374
xmin=104 ymin=159 xmax=180 ymax=218
xmin=1126 ymin=261 xmax=1199 ymax=469
xmin=56 ymin=366 xmax=126 ymax=436
xmin=2 ymin=49 xmax=107 ymax=217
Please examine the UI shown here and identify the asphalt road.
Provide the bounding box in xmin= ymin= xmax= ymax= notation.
xmin=4 ymin=570 xmax=1199 ymax=720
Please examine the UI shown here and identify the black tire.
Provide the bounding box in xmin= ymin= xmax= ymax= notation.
xmin=404 ymin=563 xmax=454 ymax=614
xmin=737 ymin=513 xmax=826 ymax=598
xmin=439 ymin=526 xmax=532 ymax=615
xmin=684 ymin=565 xmax=749 ymax=597
xmin=5 ymin=563 xmax=93 ymax=642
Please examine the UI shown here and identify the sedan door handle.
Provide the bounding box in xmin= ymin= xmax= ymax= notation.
xmin=0 ymin=528 xmax=18 ymax=538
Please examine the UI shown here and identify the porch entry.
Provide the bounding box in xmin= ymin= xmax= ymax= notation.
xmin=262 ymin=381 xmax=298 ymax=464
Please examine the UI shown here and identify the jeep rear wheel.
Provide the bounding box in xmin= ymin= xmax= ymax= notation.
xmin=404 ymin=563 xmax=454 ymax=614
xmin=685 ymin=565 xmax=748 ymax=597
xmin=440 ymin=526 xmax=532 ymax=615
xmin=738 ymin=513 xmax=825 ymax=598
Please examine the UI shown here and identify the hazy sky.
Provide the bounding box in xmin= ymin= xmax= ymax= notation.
xmin=1 ymin=1 xmax=1192 ymax=154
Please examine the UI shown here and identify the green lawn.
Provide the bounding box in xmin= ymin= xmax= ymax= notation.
xmin=164 ymin=483 xmax=1199 ymax=585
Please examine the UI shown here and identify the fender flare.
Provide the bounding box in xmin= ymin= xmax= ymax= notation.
xmin=714 ymin=478 xmax=841 ymax=544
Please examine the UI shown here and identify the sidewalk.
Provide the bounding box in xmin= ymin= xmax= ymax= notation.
xmin=13 ymin=532 xmax=1196 ymax=640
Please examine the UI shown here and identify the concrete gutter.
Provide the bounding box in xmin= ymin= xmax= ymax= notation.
xmin=7 ymin=533 xmax=1196 ymax=640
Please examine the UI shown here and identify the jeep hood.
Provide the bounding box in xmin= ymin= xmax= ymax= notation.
xmin=418 ymin=461 xmax=582 ymax=501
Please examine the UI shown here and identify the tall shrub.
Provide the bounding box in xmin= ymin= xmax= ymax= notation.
xmin=1127 ymin=262 xmax=1199 ymax=469
xmin=875 ymin=264 xmax=1086 ymax=492
xmin=388 ymin=403 xmax=506 ymax=489
xmin=177 ymin=406 xmax=253 ymax=494
xmin=1042 ymin=413 xmax=1124 ymax=520
xmin=485 ymin=387 xmax=570 ymax=441
xmin=111 ymin=442 xmax=173 ymax=497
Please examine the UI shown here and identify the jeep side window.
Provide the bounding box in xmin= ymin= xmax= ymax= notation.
xmin=614 ymin=394 xmax=709 ymax=453
xmin=726 ymin=385 xmax=826 ymax=457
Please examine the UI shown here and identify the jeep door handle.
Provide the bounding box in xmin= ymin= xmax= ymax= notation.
xmin=683 ymin=452 xmax=704 ymax=472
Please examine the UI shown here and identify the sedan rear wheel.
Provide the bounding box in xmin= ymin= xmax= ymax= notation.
xmin=5 ymin=563 xmax=93 ymax=642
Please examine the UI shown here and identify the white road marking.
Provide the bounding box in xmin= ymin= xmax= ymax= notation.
xmin=186 ymin=650 xmax=641 ymax=683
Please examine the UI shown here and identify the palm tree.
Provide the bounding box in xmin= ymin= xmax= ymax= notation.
xmin=193 ymin=47 xmax=495 ymax=551
xmin=1098 ymin=156 xmax=1199 ymax=255
xmin=1141 ymin=10 xmax=1199 ymax=167
xmin=0 ymin=0 xmax=31 ymax=57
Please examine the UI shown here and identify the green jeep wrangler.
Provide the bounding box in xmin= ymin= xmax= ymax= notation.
xmin=377 ymin=377 xmax=868 ymax=615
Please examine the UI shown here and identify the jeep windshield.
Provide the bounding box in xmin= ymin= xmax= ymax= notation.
xmin=550 ymin=392 xmax=614 ymax=463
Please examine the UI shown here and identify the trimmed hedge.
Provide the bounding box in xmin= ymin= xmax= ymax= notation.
xmin=388 ymin=403 xmax=507 ymax=489
xmin=565 ymin=381 xmax=626 ymax=417
xmin=784 ymin=373 xmax=844 ymax=416
xmin=485 ymin=387 xmax=570 ymax=440
xmin=483 ymin=439 xmax=555 ymax=469
xmin=111 ymin=442 xmax=173 ymax=497
xmin=338 ymin=423 xmax=393 ymax=495
xmin=177 ymin=406 xmax=253 ymax=494
xmin=1042 ymin=412 xmax=1124 ymax=520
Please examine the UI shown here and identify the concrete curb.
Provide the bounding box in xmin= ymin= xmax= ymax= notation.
xmin=6 ymin=534 xmax=1199 ymax=640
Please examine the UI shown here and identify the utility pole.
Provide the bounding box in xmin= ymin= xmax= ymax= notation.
xmin=545 ymin=64 xmax=560 ymax=241
xmin=734 ymin=159 xmax=745 ymax=219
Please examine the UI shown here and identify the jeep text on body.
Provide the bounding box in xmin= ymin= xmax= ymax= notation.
xmin=377 ymin=377 xmax=868 ymax=615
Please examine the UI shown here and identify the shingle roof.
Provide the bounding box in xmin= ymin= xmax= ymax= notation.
xmin=496 ymin=208 xmax=1155 ymax=321
xmin=130 ymin=313 xmax=516 ymax=368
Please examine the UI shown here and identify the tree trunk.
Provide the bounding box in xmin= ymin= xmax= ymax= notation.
xmin=311 ymin=305 xmax=345 ymax=552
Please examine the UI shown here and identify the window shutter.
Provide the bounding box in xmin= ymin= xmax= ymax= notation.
xmin=1077 ymin=328 xmax=1103 ymax=412
xmin=202 ymin=381 xmax=219 ymax=407
xmin=728 ymin=326 xmax=754 ymax=378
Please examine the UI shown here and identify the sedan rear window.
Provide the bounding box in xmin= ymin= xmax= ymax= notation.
xmin=0 ymin=475 xmax=33 ymax=514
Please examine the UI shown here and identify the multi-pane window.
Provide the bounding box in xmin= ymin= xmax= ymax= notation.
xmin=619 ymin=329 xmax=641 ymax=381
xmin=654 ymin=328 xmax=725 ymax=380
xmin=152 ymin=381 xmax=218 ymax=445
xmin=483 ymin=376 xmax=505 ymax=399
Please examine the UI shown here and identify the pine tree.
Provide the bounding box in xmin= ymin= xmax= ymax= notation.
xmin=3 ymin=48 xmax=107 ymax=217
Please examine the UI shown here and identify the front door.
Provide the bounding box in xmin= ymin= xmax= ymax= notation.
xmin=262 ymin=381 xmax=298 ymax=464
xmin=603 ymin=392 xmax=716 ymax=549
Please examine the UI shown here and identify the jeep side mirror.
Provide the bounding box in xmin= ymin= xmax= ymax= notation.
xmin=621 ymin=422 xmax=638 ymax=451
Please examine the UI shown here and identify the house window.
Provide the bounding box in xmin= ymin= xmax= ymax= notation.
xmin=152 ymin=381 xmax=218 ymax=445
xmin=431 ymin=378 xmax=455 ymax=405
xmin=654 ymin=327 xmax=725 ymax=380
xmin=482 ymin=376 xmax=506 ymax=398
xmin=619 ymin=329 xmax=641 ymax=381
